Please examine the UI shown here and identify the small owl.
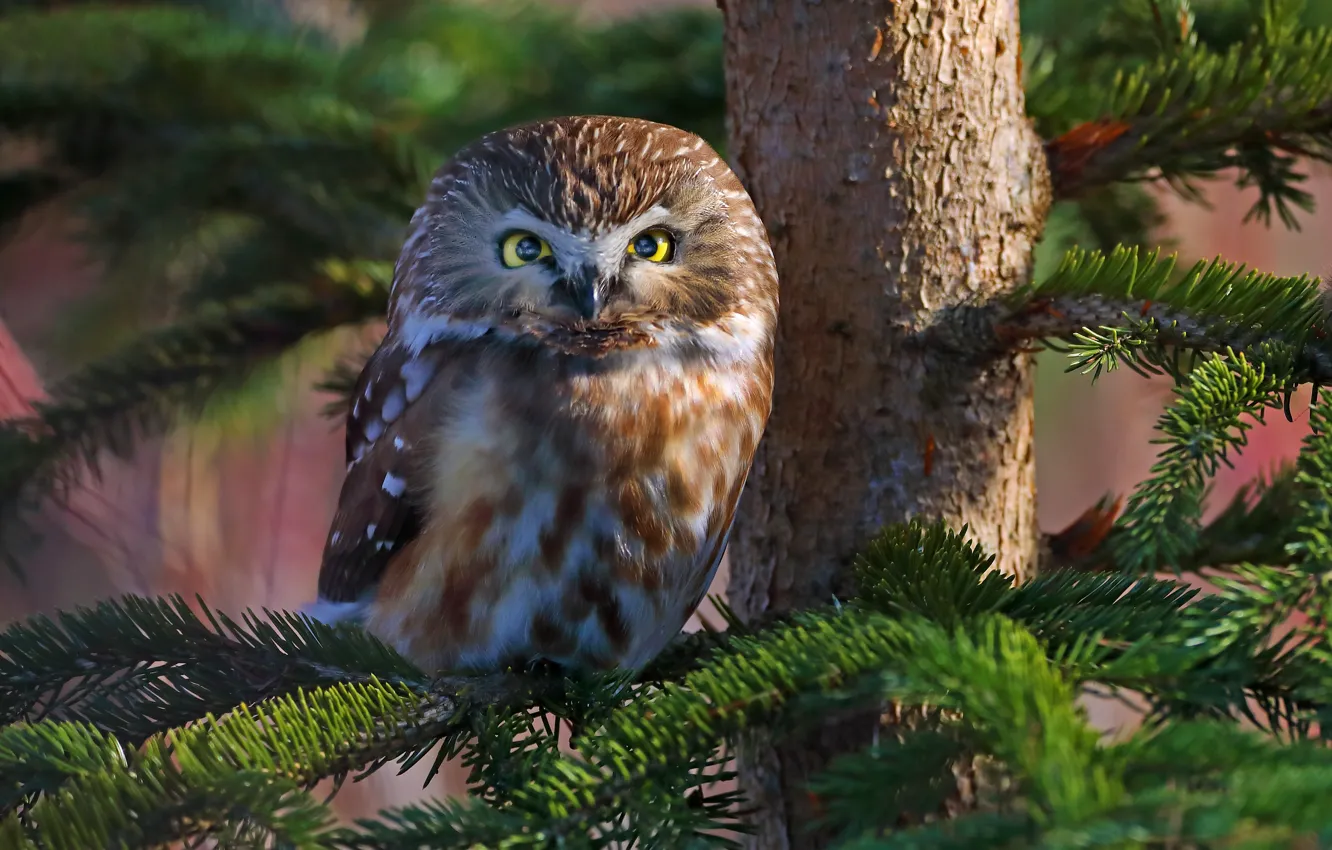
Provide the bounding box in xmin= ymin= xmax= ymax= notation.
xmin=305 ymin=116 xmax=778 ymax=674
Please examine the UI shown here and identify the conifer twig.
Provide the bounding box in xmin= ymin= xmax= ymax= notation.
xmin=0 ymin=275 xmax=385 ymax=544
xmin=0 ymin=594 xmax=422 ymax=737
xmin=924 ymin=247 xmax=1332 ymax=384
xmin=1047 ymin=7 xmax=1332 ymax=228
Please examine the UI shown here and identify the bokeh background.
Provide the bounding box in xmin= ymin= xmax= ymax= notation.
xmin=1 ymin=0 xmax=1327 ymax=821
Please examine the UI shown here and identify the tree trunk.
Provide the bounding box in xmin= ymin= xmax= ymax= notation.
xmin=720 ymin=1 xmax=1050 ymax=846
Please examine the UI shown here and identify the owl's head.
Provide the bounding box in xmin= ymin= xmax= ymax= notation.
xmin=386 ymin=116 xmax=778 ymax=357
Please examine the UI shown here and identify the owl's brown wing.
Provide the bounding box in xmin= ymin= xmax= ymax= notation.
xmin=316 ymin=341 xmax=445 ymax=604
xmin=685 ymin=461 xmax=754 ymax=616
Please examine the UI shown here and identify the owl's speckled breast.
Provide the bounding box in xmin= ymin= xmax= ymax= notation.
xmin=364 ymin=348 xmax=769 ymax=673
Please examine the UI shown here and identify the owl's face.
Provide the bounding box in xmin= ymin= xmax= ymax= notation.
xmin=388 ymin=116 xmax=776 ymax=354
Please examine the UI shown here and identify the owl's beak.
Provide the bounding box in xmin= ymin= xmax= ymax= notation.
xmin=554 ymin=265 xmax=604 ymax=322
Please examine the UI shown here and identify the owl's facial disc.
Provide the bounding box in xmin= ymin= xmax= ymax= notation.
xmin=489 ymin=206 xmax=685 ymax=327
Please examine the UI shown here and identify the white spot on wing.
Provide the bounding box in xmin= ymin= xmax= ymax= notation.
xmin=382 ymin=473 xmax=406 ymax=497
xmin=367 ymin=523 xmax=378 ymax=539
xmin=381 ymin=386 xmax=405 ymax=423
xmin=401 ymin=357 xmax=436 ymax=402
xmin=331 ymin=532 xmax=341 ymax=544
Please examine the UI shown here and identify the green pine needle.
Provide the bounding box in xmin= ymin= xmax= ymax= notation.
xmin=1046 ymin=0 xmax=1332 ymax=228
xmin=0 ymin=280 xmax=385 ymax=558
xmin=0 ymin=593 xmax=423 ymax=740
xmin=1110 ymin=352 xmax=1283 ymax=573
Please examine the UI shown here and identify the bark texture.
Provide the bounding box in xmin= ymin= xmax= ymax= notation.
xmin=721 ymin=1 xmax=1050 ymax=846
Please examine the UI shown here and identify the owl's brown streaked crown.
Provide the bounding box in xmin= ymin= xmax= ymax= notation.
xmin=386 ymin=115 xmax=777 ymax=341
xmin=460 ymin=117 xmax=729 ymax=234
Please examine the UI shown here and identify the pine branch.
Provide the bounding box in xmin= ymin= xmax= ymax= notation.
xmin=864 ymin=720 xmax=1332 ymax=849
xmin=1047 ymin=0 xmax=1332 ymax=228
xmin=1048 ymin=467 xmax=1303 ymax=575
xmin=1274 ymin=400 xmax=1332 ymax=638
xmin=853 ymin=522 xmax=1323 ymax=734
xmin=341 ymin=523 xmax=1328 ymax=846
xmin=0 ymin=519 xmax=1327 ymax=845
xmin=928 ymin=246 xmax=1332 ymax=387
xmin=806 ymin=728 xmax=967 ymax=838
xmin=340 ymin=613 xmax=1030 ymax=849
xmin=0 ymin=274 xmax=386 ymax=549
xmin=5 ymin=701 xmax=349 ymax=848
xmin=1111 ymin=353 xmax=1284 ymax=573
xmin=0 ymin=720 xmax=125 ymax=819
xmin=0 ymin=593 xmax=423 ymax=741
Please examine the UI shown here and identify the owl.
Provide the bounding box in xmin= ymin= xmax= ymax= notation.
xmin=305 ymin=115 xmax=778 ymax=675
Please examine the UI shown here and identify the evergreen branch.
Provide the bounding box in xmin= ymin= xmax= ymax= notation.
xmin=1 ymin=520 xmax=1328 ymax=844
xmin=1277 ymin=399 xmax=1332 ymax=639
xmin=0 ymin=720 xmax=125 ymax=819
xmin=854 ymin=521 xmax=1322 ymax=733
xmin=927 ymin=246 xmax=1332 ymax=385
xmin=806 ymin=729 xmax=967 ymax=838
xmin=859 ymin=721 xmax=1332 ymax=848
xmin=9 ymin=676 xmax=603 ymax=849
xmin=359 ymin=552 xmax=1272 ymax=850
xmin=1287 ymin=400 xmax=1332 ymax=572
xmin=0 ymin=593 xmax=422 ymax=741
xmin=858 ymin=514 xmax=1208 ymax=643
xmin=1046 ymin=1 xmax=1332 ymax=226
xmin=1110 ymin=352 xmax=1284 ymax=573
xmin=1048 ymin=467 xmax=1303 ymax=575
xmin=0 ymin=275 xmax=386 ymax=542
xmin=0 ymin=596 xmax=588 ymax=843
xmin=342 ymin=612 xmax=997 ymax=848
xmin=6 ymin=709 xmax=342 ymax=849
xmin=1178 ymin=466 xmax=1302 ymax=572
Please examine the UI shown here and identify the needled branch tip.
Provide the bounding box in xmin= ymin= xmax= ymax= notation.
xmin=922 ymin=247 xmax=1332 ymax=405
xmin=1037 ymin=0 xmax=1332 ymax=228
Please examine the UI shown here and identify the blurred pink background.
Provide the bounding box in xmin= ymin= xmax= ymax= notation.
xmin=0 ymin=0 xmax=1324 ymax=819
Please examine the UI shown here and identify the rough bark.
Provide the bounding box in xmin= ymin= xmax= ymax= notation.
xmin=720 ymin=1 xmax=1050 ymax=847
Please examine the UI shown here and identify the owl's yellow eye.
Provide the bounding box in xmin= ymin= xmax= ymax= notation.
xmin=500 ymin=231 xmax=552 ymax=268
xmin=627 ymin=229 xmax=675 ymax=263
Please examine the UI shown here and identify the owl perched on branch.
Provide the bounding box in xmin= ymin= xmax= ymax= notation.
xmin=306 ymin=116 xmax=778 ymax=674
